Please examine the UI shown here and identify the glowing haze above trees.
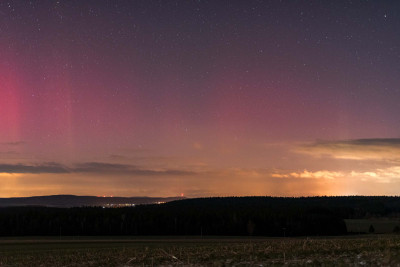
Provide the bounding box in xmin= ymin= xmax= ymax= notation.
xmin=1 ymin=1 xmax=400 ymax=197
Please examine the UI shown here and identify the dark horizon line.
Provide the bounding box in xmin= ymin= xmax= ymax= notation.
xmin=2 ymin=194 xmax=400 ymax=199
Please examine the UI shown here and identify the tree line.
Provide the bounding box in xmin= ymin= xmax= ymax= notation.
xmin=1 ymin=196 xmax=400 ymax=236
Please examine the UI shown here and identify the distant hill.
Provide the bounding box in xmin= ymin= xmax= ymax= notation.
xmin=0 ymin=195 xmax=184 ymax=208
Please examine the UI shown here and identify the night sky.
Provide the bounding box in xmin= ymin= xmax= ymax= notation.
xmin=1 ymin=1 xmax=400 ymax=197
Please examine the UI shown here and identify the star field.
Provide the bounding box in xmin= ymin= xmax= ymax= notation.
xmin=1 ymin=1 xmax=400 ymax=197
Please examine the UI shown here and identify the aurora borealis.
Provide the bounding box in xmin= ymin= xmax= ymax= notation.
xmin=1 ymin=1 xmax=400 ymax=197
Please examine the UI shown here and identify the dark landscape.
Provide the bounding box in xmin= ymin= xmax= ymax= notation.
xmin=1 ymin=196 xmax=400 ymax=237
xmin=2 ymin=236 xmax=400 ymax=266
xmin=1 ymin=196 xmax=400 ymax=265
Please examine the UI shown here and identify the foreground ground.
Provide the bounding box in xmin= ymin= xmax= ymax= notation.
xmin=1 ymin=235 xmax=400 ymax=266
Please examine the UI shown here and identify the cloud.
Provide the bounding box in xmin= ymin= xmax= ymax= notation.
xmin=290 ymin=138 xmax=400 ymax=183
xmin=0 ymin=151 xmax=20 ymax=155
xmin=350 ymin=166 xmax=400 ymax=183
xmin=0 ymin=162 xmax=195 ymax=176
xmin=272 ymin=166 xmax=400 ymax=183
xmin=296 ymin=138 xmax=400 ymax=161
xmin=74 ymin=162 xmax=194 ymax=176
xmin=0 ymin=163 xmax=69 ymax=174
xmin=1 ymin=141 xmax=26 ymax=146
xmin=272 ymin=170 xmax=344 ymax=180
